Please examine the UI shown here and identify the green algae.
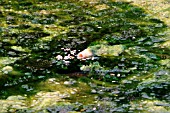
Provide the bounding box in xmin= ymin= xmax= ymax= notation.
xmin=87 ymin=44 xmax=125 ymax=57
xmin=0 ymin=0 xmax=170 ymax=112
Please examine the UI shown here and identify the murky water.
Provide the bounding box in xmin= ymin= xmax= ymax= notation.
xmin=0 ymin=0 xmax=170 ymax=112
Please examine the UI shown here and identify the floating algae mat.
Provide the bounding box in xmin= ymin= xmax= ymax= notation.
xmin=0 ymin=0 xmax=170 ymax=112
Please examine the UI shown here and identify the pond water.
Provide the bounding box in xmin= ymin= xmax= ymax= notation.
xmin=0 ymin=0 xmax=170 ymax=112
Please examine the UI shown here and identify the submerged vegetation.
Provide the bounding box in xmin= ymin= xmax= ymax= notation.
xmin=0 ymin=0 xmax=170 ymax=112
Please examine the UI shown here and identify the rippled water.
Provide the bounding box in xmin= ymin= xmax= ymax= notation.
xmin=0 ymin=0 xmax=170 ymax=112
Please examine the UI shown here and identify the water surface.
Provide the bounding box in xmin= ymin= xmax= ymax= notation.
xmin=0 ymin=0 xmax=170 ymax=112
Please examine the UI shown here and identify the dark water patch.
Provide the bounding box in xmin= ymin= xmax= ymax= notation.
xmin=107 ymin=2 xmax=146 ymax=18
xmin=0 ymin=11 xmax=4 ymax=17
xmin=1 ymin=31 xmax=50 ymax=53
xmin=1 ymin=0 xmax=35 ymax=11
xmin=31 ymin=17 xmax=56 ymax=25
xmin=58 ymin=4 xmax=94 ymax=26
xmin=17 ymin=32 xmax=50 ymax=47
xmin=136 ymin=69 xmax=170 ymax=100
xmin=20 ymin=14 xmax=34 ymax=22
xmin=17 ymin=24 xmax=32 ymax=29
xmin=17 ymin=1 xmax=33 ymax=7
xmin=24 ymin=59 xmax=52 ymax=71
xmin=50 ymin=34 xmax=88 ymax=52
